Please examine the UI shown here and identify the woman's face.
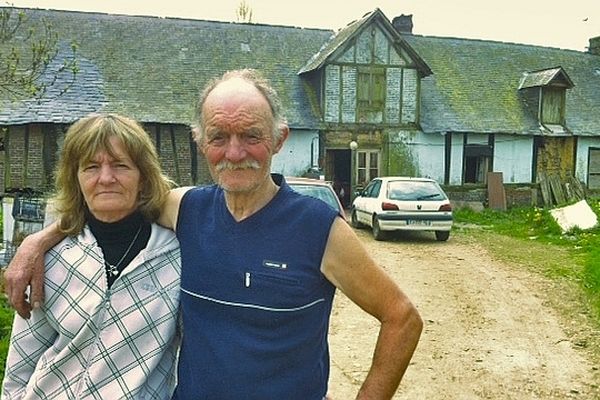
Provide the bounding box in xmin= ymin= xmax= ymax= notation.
xmin=78 ymin=136 xmax=141 ymax=222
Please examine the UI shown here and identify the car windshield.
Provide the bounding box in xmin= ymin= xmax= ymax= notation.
xmin=290 ymin=184 xmax=341 ymax=212
xmin=387 ymin=180 xmax=446 ymax=201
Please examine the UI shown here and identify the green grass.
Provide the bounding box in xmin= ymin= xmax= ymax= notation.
xmin=0 ymin=301 xmax=12 ymax=381
xmin=0 ymin=209 xmax=12 ymax=383
xmin=454 ymin=201 xmax=600 ymax=321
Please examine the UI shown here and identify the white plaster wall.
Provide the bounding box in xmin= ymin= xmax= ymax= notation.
xmin=271 ymin=129 xmax=318 ymax=177
xmin=493 ymin=134 xmax=533 ymax=183
xmin=411 ymin=132 xmax=446 ymax=183
xmin=575 ymin=137 xmax=597 ymax=185
xmin=449 ymin=133 xmax=464 ymax=185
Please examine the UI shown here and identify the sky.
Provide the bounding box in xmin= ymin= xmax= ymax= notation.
xmin=5 ymin=0 xmax=600 ymax=52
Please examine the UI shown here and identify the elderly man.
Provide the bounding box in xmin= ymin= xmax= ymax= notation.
xmin=4 ymin=69 xmax=422 ymax=400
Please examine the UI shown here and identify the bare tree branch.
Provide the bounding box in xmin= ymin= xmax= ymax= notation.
xmin=0 ymin=6 xmax=78 ymax=100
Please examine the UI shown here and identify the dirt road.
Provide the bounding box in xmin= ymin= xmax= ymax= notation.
xmin=328 ymin=228 xmax=600 ymax=399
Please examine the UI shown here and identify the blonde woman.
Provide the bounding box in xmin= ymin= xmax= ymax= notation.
xmin=2 ymin=114 xmax=181 ymax=399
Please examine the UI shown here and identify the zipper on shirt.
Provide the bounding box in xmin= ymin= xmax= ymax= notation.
xmin=245 ymin=272 xmax=251 ymax=287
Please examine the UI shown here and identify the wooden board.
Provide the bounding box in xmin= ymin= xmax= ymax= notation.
xmin=487 ymin=172 xmax=506 ymax=210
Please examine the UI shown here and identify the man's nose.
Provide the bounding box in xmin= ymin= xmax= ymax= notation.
xmin=224 ymin=136 xmax=247 ymax=161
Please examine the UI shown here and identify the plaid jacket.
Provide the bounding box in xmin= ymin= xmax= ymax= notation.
xmin=2 ymin=224 xmax=181 ymax=400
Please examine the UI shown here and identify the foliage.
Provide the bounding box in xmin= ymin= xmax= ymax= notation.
xmin=0 ymin=299 xmax=13 ymax=382
xmin=236 ymin=0 xmax=253 ymax=23
xmin=0 ymin=6 xmax=78 ymax=99
xmin=0 ymin=207 xmax=10 ymax=382
xmin=455 ymin=202 xmax=600 ymax=319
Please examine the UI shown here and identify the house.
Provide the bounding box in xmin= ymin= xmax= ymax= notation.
xmin=1 ymin=7 xmax=600 ymax=241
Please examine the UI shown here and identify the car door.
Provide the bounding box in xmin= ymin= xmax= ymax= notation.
xmin=353 ymin=180 xmax=374 ymax=223
xmin=354 ymin=179 xmax=381 ymax=225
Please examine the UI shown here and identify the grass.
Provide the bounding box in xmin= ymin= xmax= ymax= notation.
xmin=454 ymin=201 xmax=600 ymax=353
xmin=0 ymin=209 xmax=12 ymax=382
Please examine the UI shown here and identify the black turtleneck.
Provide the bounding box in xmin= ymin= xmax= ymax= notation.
xmin=86 ymin=210 xmax=151 ymax=288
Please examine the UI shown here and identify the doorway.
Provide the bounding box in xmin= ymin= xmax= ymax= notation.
xmin=326 ymin=149 xmax=351 ymax=208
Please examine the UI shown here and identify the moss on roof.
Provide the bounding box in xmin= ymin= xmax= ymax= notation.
xmin=405 ymin=35 xmax=600 ymax=135
xmin=2 ymin=8 xmax=600 ymax=137
xmin=1 ymin=8 xmax=332 ymax=126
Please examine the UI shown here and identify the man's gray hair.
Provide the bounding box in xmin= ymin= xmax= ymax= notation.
xmin=193 ymin=68 xmax=287 ymax=143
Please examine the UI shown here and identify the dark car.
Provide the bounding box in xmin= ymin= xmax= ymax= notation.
xmin=287 ymin=177 xmax=347 ymax=220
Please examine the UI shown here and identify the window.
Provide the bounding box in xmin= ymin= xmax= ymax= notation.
xmin=541 ymin=87 xmax=564 ymax=125
xmin=357 ymin=67 xmax=385 ymax=123
xmin=463 ymin=144 xmax=492 ymax=184
xmin=588 ymin=148 xmax=600 ymax=189
xmin=363 ymin=179 xmax=381 ymax=198
xmin=357 ymin=151 xmax=380 ymax=187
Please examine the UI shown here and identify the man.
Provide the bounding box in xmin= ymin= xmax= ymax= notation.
xmin=4 ymin=69 xmax=422 ymax=399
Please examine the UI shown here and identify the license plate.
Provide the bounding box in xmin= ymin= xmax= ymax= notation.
xmin=406 ymin=220 xmax=432 ymax=226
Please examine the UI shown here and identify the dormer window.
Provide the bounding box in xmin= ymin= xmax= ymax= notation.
xmin=518 ymin=66 xmax=574 ymax=134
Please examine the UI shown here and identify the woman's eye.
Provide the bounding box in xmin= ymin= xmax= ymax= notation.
xmin=82 ymin=165 xmax=98 ymax=172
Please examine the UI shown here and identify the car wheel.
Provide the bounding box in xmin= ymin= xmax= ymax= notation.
xmin=372 ymin=216 xmax=387 ymax=241
xmin=351 ymin=209 xmax=364 ymax=229
xmin=435 ymin=230 xmax=450 ymax=241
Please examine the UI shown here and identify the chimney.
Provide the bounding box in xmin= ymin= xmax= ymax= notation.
xmin=392 ymin=14 xmax=413 ymax=34
xmin=589 ymin=36 xmax=600 ymax=55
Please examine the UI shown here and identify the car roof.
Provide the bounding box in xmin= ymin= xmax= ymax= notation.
xmin=285 ymin=176 xmax=333 ymax=186
xmin=374 ymin=176 xmax=437 ymax=183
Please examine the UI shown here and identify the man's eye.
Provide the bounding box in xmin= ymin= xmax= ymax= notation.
xmin=245 ymin=134 xmax=262 ymax=144
xmin=208 ymin=136 xmax=225 ymax=145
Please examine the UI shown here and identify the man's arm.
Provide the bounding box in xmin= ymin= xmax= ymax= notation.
xmin=157 ymin=187 xmax=193 ymax=230
xmin=321 ymin=218 xmax=423 ymax=399
xmin=3 ymin=221 xmax=65 ymax=319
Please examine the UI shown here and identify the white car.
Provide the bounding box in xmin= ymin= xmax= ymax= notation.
xmin=351 ymin=177 xmax=453 ymax=241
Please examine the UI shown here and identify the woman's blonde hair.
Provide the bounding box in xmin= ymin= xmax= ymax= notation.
xmin=52 ymin=113 xmax=174 ymax=235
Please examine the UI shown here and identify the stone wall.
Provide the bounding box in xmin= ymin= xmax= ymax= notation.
xmin=444 ymin=184 xmax=541 ymax=210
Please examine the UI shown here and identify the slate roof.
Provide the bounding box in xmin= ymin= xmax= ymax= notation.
xmin=1 ymin=7 xmax=600 ymax=137
xmin=0 ymin=8 xmax=333 ymax=127
xmin=404 ymin=35 xmax=600 ymax=135
xmin=518 ymin=66 xmax=574 ymax=89
xmin=0 ymin=48 xmax=107 ymax=124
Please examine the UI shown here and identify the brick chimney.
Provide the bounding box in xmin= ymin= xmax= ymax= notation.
xmin=392 ymin=14 xmax=413 ymax=34
xmin=589 ymin=36 xmax=600 ymax=55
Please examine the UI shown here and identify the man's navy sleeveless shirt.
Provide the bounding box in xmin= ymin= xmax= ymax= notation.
xmin=172 ymin=174 xmax=339 ymax=400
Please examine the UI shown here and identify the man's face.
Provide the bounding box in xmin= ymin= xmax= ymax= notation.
xmin=200 ymin=78 xmax=285 ymax=193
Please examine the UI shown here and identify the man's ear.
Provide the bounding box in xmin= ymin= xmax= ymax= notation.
xmin=191 ymin=126 xmax=206 ymax=155
xmin=273 ymin=124 xmax=289 ymax=154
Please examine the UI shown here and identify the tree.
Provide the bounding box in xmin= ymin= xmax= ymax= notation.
xmin=0 ymin=6 xmax=78 ymax=99
xmin=236 ymin=0 xmax=253 ymax=23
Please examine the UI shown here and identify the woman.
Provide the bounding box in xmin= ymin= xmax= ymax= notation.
xmin=2 ymin=114 xmax=181 ymax=399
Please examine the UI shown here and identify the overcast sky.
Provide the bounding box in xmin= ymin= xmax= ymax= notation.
xmin=6 ymin=0 xmax=600 ymax=51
